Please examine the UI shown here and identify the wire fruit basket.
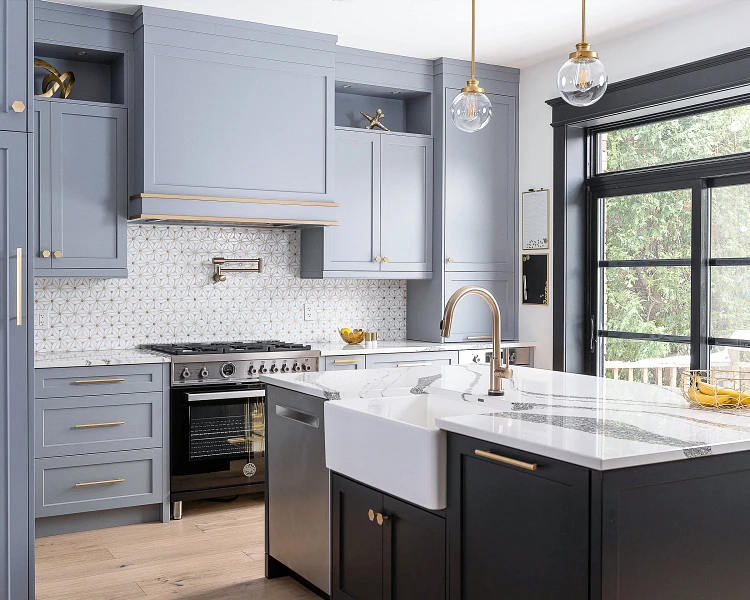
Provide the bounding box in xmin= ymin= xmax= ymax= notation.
xmin=680 ymin=370 xmax=750 ymax=410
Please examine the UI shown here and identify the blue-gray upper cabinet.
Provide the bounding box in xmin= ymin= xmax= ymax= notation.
xmin=34 ymin=99 xmax=128 ymax=277
xmin=0 ymin=0 xmax=31 ymax=133
xmin=136 ymin=42 xmax=334 ymax=205
xmin=301 ymin=129 xmax=432 ymax=279
xmin=444 ymin=92 xmax=516 ymax=273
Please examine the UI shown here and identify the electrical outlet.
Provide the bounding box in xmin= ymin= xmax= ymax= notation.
xmin=304 ymin=303 xmax=315 ymax=322
xmin=35 ymin=309 xmax=50 ymax=329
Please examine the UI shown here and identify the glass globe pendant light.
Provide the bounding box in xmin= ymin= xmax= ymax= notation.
xmin=451 ymin=0 xmax=492 ymax=133
xmin=557 ymin=0 xmax=608 ymax=107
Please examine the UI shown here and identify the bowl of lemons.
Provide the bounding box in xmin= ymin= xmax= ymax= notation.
xmin=339 ymin=328 xmax=366 ymax=345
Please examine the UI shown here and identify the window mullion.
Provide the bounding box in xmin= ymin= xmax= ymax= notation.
xmin=691 ymin=181 xmax=709 ymax=370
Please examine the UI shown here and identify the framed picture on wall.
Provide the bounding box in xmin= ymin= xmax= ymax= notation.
xmin=522 ymin=189 xmax=550 ymax=250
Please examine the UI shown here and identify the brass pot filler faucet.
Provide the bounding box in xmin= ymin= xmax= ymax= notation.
xmin=440 ymin=286 xmax=513 ymax=396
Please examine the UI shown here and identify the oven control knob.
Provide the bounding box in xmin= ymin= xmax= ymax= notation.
xmin=293 ymin=363 xmax=302 ymax=372
xmin=220 ymin=362 xmax=236 ymax=378
xmin=258 ymin=365 xmax=268 ymax=375
xmin=302 ymin=363 xmax=312 ymax=372
xmin=249 ymin=365 xmax=258 ymax=376
xmin=199 ymin=366 xmax=209 ymax=379
xmin=281 ymin=364 xmax=289 ymax=373
xmin=270 ymin=364 xmax=279 ymax=374
xmin=180 ymin=366 xmax=191 ymax=379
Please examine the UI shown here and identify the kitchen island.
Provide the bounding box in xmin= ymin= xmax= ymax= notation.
xmin=262 ymin=365 xmax=750 ymax=600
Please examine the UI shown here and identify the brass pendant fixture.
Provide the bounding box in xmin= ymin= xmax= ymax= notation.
xmin=450 ymin=0 xmax=492 ymax=133
xmin=557 ymin=0 xmax=608 ymax=107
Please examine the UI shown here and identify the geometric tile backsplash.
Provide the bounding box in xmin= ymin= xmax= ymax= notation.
xmin=34 ymin=225 xmax=407 ymax=353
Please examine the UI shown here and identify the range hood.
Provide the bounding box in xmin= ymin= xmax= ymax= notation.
xmin=128 ymin=194 xmax=339 ymax=228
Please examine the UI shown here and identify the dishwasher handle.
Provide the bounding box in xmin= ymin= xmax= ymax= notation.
xmin=275 ymin=405 xmax=320 ymax=428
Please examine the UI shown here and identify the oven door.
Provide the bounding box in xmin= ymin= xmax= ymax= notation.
xmin=171 ymin=384 xmax=266 ymax=500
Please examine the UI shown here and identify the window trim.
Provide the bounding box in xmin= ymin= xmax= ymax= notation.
xmin=549 ymin=45 xmax=750 ymax=374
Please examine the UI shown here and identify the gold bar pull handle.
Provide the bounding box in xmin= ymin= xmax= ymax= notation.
xmin=74 ymin=421 xmax=125 ymax=429
xmin=475 ymin=449 xmax=537 ymax=471
xmin=396 ymin=362 xmax=432 ymax=368
xmin=333 ymin=359 xmax=361 ymax=364
xmin=75 ymin=478 xmax=125 ymax=487
xmin=466 ymin=335 xmax=492 ymax=340
xmin=16 ymin=248 xmax=22 ymax=326
xmin=74 ymin=378 xmax=125 ymax=385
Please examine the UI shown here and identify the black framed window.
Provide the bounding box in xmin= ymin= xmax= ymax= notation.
xmin=586 ymin=110 xmax=750 ymax=386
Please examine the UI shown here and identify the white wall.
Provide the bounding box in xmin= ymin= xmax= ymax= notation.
xmin=518 ymin=0 xmax=750 ymax=370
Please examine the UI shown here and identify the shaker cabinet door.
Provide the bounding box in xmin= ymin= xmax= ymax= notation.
xmin=380 ymin=135 xmax=432 ymax=273
xmin=0 ymin=0 xmax=30 ymax=133
xmin=0 ymin=130 xmax=31 ymax=599
xmin=325 ymin=129 xmax=381 ymax=272
xmin=332 ymin=474 xmax=384 ymax=600
xmin=443 ymin=271 xmax=517 ymax=341
xmin=47 ymin=101 xmax=127 ymax=275
xmin=448 ymin=434 xmax=590 ymax=600
xmin=443 ymin=92 xmax=516 ymax=272
xmin=33 ymin=101 xmax=52 ymax=270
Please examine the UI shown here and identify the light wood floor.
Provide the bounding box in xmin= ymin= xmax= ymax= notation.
xmin=35 ymin=495 xmax=319 ymax=600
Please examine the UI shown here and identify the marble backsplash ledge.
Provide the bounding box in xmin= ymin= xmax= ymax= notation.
xmin=34 ymin=225 xmax=407 ymax=353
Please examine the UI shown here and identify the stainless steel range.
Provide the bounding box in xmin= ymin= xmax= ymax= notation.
xmin=146 ymin=341 xmax=320 ymax=519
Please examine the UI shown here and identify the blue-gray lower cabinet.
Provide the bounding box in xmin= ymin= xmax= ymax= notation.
xmin=364 ymin=350 xmax=458 ymax=370
xmin=324 ymin=355 xmax=366 ymax=371
xmin=35 ymin=448 xmax=162 ymax=518
xmin=33 ymin=98 xmax=128 ymax=277
xmin=301 ymin=129 xmax=433 ymax=279
xmin=34 ymin=364 xmax=168 ymax=535
xmin=0 ymin=0 xmax=31 ymax=133
xmin=0 ymin=130 xmax=32 ymax=598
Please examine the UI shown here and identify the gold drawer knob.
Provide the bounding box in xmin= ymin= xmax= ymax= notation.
xmin=447 ymin=257 xmax=455 ymax=263
xmin=383 ymin=256 xmax=389 ymax=263
xmin=368 ymin=509 xmax=375 ymax=521
xmin=374 ymin=256 xmax=382 ymax=263
xmin=11 ymin=100 xmax=25 ymax=113
xmin=41 ymin=250 xmax=51 ymax=258
xmin=376 ymin=512 xmax=388 ymax=526
xmin=53 ymin=250 xmax=62 ymax=258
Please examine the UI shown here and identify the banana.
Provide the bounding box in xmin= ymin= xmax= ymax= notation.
xmin=697 ymin=381 xmax=740 ymax=399
xmin=688 ymin=385 xmax=737 ymax=406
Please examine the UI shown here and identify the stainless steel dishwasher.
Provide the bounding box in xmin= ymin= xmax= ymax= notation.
xmin=265 ymin=385 xmax=330 ymax=595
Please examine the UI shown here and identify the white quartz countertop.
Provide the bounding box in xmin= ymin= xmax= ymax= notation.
xmin=261 ymin=364 xmax=750 ymax=470
xmin=309 ymin=339 xmax=536 ymax=357
xmin=34 ymin=349 xmax=171 ymax=369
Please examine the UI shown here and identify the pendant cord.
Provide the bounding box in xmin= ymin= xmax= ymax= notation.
xmin=581 ymin=0 xmax=586 ymax=44
xmin=471 ymin=0 xmax=476 ymax=81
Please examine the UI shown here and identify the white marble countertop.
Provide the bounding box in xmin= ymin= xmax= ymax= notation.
xmin=34 ymin=349 xmax=171 ymax=369
xmin=310 ymin=339 xmax=536 ymax=357
xmin=261 ymin=364 xmax=750 ymax=470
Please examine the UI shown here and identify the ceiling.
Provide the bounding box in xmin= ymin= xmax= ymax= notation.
xmin=47 ymin=0 xmax=732 ymax=68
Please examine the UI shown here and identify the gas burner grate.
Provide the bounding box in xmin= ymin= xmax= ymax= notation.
xmin=146 ymin=340 xmax=312 ymax=355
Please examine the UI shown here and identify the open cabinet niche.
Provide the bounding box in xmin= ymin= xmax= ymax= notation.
xmin=34 ymin=43 xmax=126 ymax=105
xmin=335 ymin=81 xmax=432 ymax=136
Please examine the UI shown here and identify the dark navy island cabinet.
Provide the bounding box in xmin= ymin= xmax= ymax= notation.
xmin=0 ymin=0 xmax=31 ymax=132
xmin=331 ymin=473 xmax=446 ymax=600
xmin=34 ymin=99 xmax=128 ymax=277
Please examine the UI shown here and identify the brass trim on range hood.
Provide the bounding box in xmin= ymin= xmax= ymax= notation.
xmin=129 ymin=213 xmax=339 ymax=227
xmin=130 ymin=193 xmax=339 ymax=208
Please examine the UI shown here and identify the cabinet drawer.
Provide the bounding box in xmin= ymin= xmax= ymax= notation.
xmin=35 ymin=392 xmax=163 ymax=458
xmin=35 ymin=448 xmax=162 ymax=518
xmin=35 ymin=364 xmax=163 ymax=398
xmin=365 ymin=351 xmax=458 ymax=370
xmin=325 ymin=355 xmax=366 ymax=371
